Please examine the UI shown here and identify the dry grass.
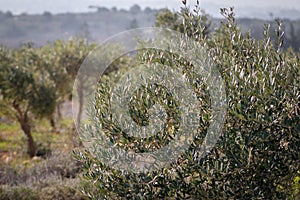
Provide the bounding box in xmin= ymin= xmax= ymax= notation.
xmin=0 ymin=118 xmax=87 ymax=200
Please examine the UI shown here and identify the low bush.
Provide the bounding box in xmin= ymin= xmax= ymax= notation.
xmin=0 ymin=150 xmax=85 ymax=200
xmin=0 ymin=186 xmax=39 ymax=200
xmin=76 ymin=4 xmax=300 ymax=200
xmin=39 ymin=182 xmax=86 ymax=200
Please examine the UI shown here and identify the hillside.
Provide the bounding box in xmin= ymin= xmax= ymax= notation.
xmin=0 ymin=5 xmax=299 ymax=51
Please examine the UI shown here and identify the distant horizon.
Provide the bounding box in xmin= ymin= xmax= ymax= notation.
xmin=0 ymin=0 xmax=300 ymax=19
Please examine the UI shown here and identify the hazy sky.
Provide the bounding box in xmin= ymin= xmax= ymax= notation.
xmin=0 ymin=0 xmax=300 ymax=18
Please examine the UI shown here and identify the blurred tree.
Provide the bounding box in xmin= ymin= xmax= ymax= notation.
xmin=0 ymin=45 xmax=56 ymax=157
xmin=128 ymin=18 xmax=139 ymax=29
xmin=42 ymin=11 xmax=52 ymax=20
xmin=58 ymin=39 xmax=91 ymax=131
xmin=130 ymin=4 xmax=141 ymax=15
xmin=111 ymin=7 xmax=118 ymax=12
xmin=88 ymin=6 xmax=109 ymax=12
xmin=286 ymin=21 xmax=300 ymax=51
xmin=144 ymin=7 xmax=153 ymax=14
xmin=80 ymin=21 xmax=92 ymax=41
xmin=40 ymin=39 xmax=92 ymax=133
xmin=5 ymin=11 xmax=13 ymax=18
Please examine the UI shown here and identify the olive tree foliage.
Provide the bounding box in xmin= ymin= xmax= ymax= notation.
xmin=0 ymin=38 xmax=96 ymax=155
xmin=155 ymin=0 xmax=211 ymax=40
xmin=40 ymin=41 xmax=72 ymax=119
xmin=60 ymin=39 xmax=95 ymax=131
xmin=76 ymin=5 xmax=299 ymax=200
xmin=41 ymin=38 xmax=93 ymax=129
xmin=0 ymin=44 xmax=56 ymax=157
xmin=68 ymin=40 xmax=127 ymax=132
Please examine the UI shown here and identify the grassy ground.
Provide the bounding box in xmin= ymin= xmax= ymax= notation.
xmin=1 ymin=118 xmax=298 ymax=199
xmin=0 ymin=118 xmax=87 ymax=200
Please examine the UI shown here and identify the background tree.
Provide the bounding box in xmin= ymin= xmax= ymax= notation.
xmin=58 ymin=38 xmax=93 ymax=131
xmin=285 ymin=21 xmax=300 ymax=51
xmin=38 ymin=38 xmax=93 ymax=133
xmin=0 ymin=44 xmax=56 ymax=157
xmin=128 ymin=18 xmax=139 ymax=29
xmin=130 ymin=4 xmax=141 ymax=15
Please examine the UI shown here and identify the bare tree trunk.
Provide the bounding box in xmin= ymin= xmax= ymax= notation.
xmin=50 ymin=115 xmax=56 ymax=132
xmin=20 ymin=114 xmax=36 ymax=157
xmin=76 ymin=78 xmax=84 ymax=129
xmin=50 ymin=102 xmax=63 ymax=133
xmin=57 ymin=102 xmax=62 ymax=119
xmin=74 ymin=77 xmax=84 ymax=147
xmin=13 ymin=103 xmax=37 ymax=157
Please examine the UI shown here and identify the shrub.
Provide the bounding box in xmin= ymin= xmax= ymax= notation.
xmin=0 ymin=150 xmax=86 ymax=200
xmin=39 ymin=184 xmax=86 ymax=200
xmin=0 ymin=186 xmax=39 ymax=200
xmin=0 ymin=164 xmax=19 ymax=185
xmin=76 ymin=4 xmax=299 ymax=199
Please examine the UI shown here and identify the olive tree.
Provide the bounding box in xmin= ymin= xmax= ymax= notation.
xmin=76 ymin=4 xmax=299 ymax=199
xmin=56 ymin=38 xmax=93 ymax=129
xmin=0 ymin=44 xmax=56 ymax=157
xmin=39 ymin=38 xmax=95 ymax=132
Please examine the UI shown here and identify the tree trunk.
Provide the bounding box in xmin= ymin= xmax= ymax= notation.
xmin=50 ymin=115 xmax=56 ymax=132
xmin=20 ymin=114 xmax=36 ymax=157
xmin=13 ymin=103 xmax=37 ymax=157
xmin=76 ymin=78 xmax=84 ymax=129
xmin=57 ymin=102 xmax=62 ymax=119
xmin=74 ymin=77 xmax=84 ymax=147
